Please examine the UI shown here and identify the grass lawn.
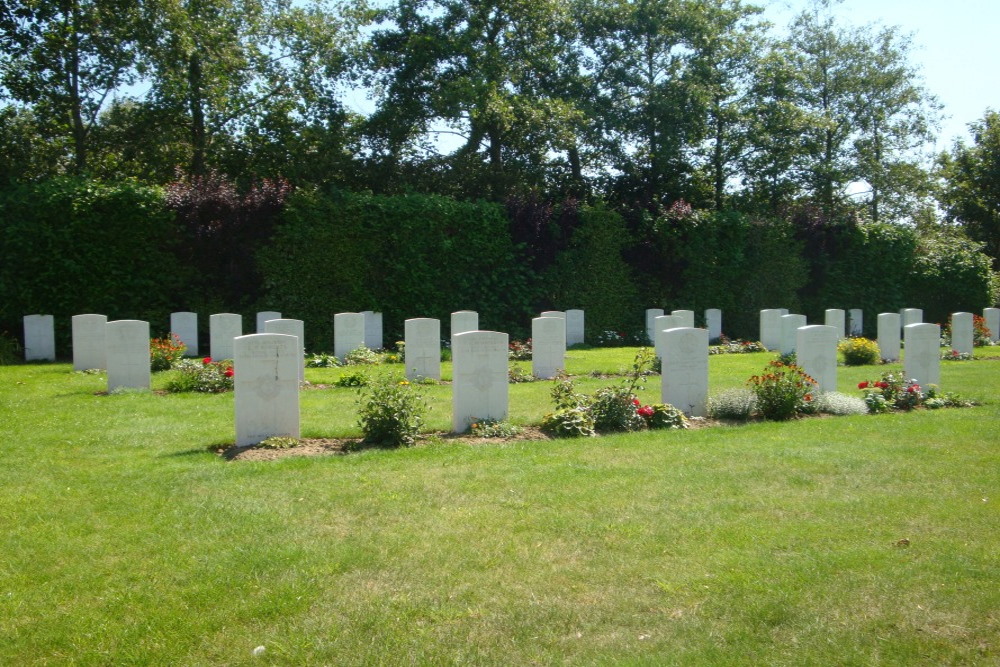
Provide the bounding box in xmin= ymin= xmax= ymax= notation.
xmin=1 ymin=348 xmax=998 ymax=664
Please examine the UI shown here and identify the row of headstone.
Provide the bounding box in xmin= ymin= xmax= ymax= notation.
xmin=535 ymin=309 xmax=586 ymax=347
xmin=646 ymin=308 xmax=715 ymax=343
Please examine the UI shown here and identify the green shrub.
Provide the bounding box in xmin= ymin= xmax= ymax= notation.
xmin=469 ymin=419 xmax=521 ymax=438
xmin=336 ymin=371 xmax=369 ymax=387
xmin=707 ymin=388 xmax=757 ymax=421
xmin=165 ymin=358 xmax=234 ymax=393
xmin=641 ymin=403 xmax=689 ymax=430
xmin=857 ymin=373 xmax=922 ymax=412
xmin=909 ymin=232 xmax=996 ymax=324
xmin=838 ymin=337 xmax=881 ymax=366
xmin=357 ymin=377 xmax=427 ymax=448
xmin=306 ymin=353 xmax=340 ymax=368
xmin=591 ymin=386 xmax=646 ymax=433
xmin=0 ymin=331 xmax=22 ymax=365
xmin=344 ymin=346 xmax=379 ymax=366
xmin=747 ymin=361 xmax=817 ymax=420
xmin=540 ymin=408 xmax=596 ymax=438
xmin=508 ymin=366 xmax=536 ymax=383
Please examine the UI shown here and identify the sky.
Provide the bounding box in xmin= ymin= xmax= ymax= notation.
xmin=762 ymin=0 xmax=1000 ymax=153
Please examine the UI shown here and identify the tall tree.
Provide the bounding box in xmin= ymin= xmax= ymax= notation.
xmin=938 ymin=110 xmax=1000 ymax=269
xmin=0 ymin=0 xmax=140 ymax=174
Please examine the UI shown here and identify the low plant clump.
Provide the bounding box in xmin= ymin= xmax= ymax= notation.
xmin=857 ymin=372 xmax=976 ymax=413
xmin=838 ymin=337 xmax=881 ymax=366
xmin=508 ymin=339 xmax=532 ymax=360
xmin=380 ymin=341 xmax=405 ymax=364
xmin=306 ymin=353 xmax=341 ymax=368
xmin=541 ymin=350 xmax=688 ymax=437
xmin=150 ymin=334 xmax=186 ymax=371
xmin=257 ymin=436 xmax=303 ymax=449
xmin=356 ymin=377 xmax=428 ymax=448
xmin=707 ymin=388 xmax=757 ymax=421
xmin=165 ymin=357 xmax=234 ymax=393
xmin=469 ymin=419 xmax=522 ymax=438
xmin=336 ymin=370 xmax=368 ymax=387
xmin=710 ymin=335 xmax=767 ymax=355
xmin=811 ymin=391 xmax=869 ymax=416
xmin=941 ymin=349 xmax=974 ymax=361
xmin=747 ymin=360 xmax=817 ymax=420
xmin=343 ymin=346 xmax=379 ymax=366
xmin=0 ymin=331 xmax=23 ymax=365
xmin=508 ymin=366 xmax=536 ymax=383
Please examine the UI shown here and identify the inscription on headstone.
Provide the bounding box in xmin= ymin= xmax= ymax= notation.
xmin=209 ymin=313 xmax=242 ymax=361
xmin=404 ymin=318 xmax=441 ymax=381
xmin=263 ymin=318 xmax=305 ymax=383
xmin=72 ymin=314 xmax=107 ymax=370
xmin=877 ymin=312 xmax=901 ymax=362
xmin=904 ymin=323 xmax=940 ymax=388
xmin=532 ymin=316 xmax=566 ymax=379
xmin=452 ymin=331 xmax=508 ymax=432
xmin=23 ymin=314 xmax=55 ymax=361
xmin=234 ymin=333 xmax=300 ymax=447
xmin=170 ymin=312 xmax=198 ymax=356
xmin=661 ymin=327 xmax=708 ymax=416
xmin=796 ymin=325 xmax=838 ymax=393
xmin=334 ymin=312 xmax=365 ymax=359
xmin=106 ymin=320 xmax=150 ymax=391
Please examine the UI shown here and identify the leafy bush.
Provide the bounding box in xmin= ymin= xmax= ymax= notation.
xmin=707 ymin=389 xmax=757 ymax=421
xmin=857 ymin=373 xmax=923 ymax=413
xmin=909 ymin=233 xmax=997 ymax=325
xmin=0 ymin=331 xmax=22 ymax=365
xmin=540 ymin=407 xmax=596 ymax=438
xmin=306 ymin=353 xmax=341 ymax=368
xmin=641 ymin=403 xmax=689 ymax=430
xmin=336 ymin=371 xmax=368 ymax=387
xmin=469 ymin=419 xmax=522 ymax=438
xmin=508 ymin=339 xmax=532 ymax=360
xmin=814 ymin=392 xmax=868 ymax=416
xmin=165 ymin=358 xmax=234 ymax=393
xmin=591 ymin=387 xmax=647 ymax=433
xmin=343 ymin=346 xmax=379 ymax=366
xmin=838 ymin=337 xmax=881 ymax=366
xmin=508 ymin=366 xmax=536 ymax=383
xmin=150 ymin=334 xmax=186 ymax=372
xmin=941 ymin=349 xmax=974 ymax=361
xmin=747 ymin=361 xmax=817 ymax=420
xmin=357 ymin=377 xmax=427 ymax=448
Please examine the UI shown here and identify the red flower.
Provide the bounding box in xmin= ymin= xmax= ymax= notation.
xmin=858 ymin=381 xmax=869 ymax=389
xmin=907 ymin=384 xmax=919 ymax=393
xmin=804 ymin=394 xmax=813 ymax=402
xmin=632 ymin=398 xmax=641 ymax=406
xmin=638 ymin=405 xmax=654 ymax=418
xmin=202 ymin=357 xmax=212 ymax=365
xmin=224 ymin=368 xmax=234 ymax=378
xmin=875 ymin=381 xmax=888 ymax=389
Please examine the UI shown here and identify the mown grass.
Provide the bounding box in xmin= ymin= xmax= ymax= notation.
xmin=1 ymin=348 xmax=998 ymax=664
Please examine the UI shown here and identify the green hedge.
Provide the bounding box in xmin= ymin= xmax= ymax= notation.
xmin=257 ymin=188 xmax=537 ymax=350
xmin=0 ymin=178 xmax=183 ymax=353
xmin=909 ymin=233 xmax=999 ymax=325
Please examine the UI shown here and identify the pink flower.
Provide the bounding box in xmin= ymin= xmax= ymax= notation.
xmin=638 ymin=405 xmax=654 ymax=418
xmin=907 ymin=384 xmax=919 ymax=393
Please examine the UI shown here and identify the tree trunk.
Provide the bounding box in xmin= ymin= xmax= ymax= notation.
xmin=68 ymin=0 xmax=87 ymax=174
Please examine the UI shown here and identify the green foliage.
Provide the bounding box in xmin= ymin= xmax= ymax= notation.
xmin=642 ymin=403 xmax=689 ymax=430
xmin=909 ymin=232 xmax=997 ymax=324
xmin=709 ymin=336 xmax=767 ymax=355
xmin=0 ymin=331 xmax=22 ymax=365
xmin=305 ymin=353 xmax=341 ymax=368
xmin=747 ymin=361 xmax=817 ymax=421
xmin=508 ymin=339 xmax=533 ymax=361
xmin=0 ymin=178 xmax=183 ymax=347
xmin=150 ymin=335 xmax=186 ymax=372
xmin=343 ymin=346 xmax=379 ymax=366
xmin=356 ymin=377 xmax=428 ymax=448
xmin=507 ymin=365 xmax=537 ymax=383
xmin=335 ymin=371 xmax=369 ymax=387
xmin=707 ymin=388 xmax=757 ymax=421
xmin=540 ymin=407 xmax=596 ymax=438
xmin=857 ymin=373 xmax=923 ymax=413
xmin=257 ymin=436 xmax=302 ymax=450
xmin=544 ymin=206 xmax=640 ymax=340
xmin=469 ymin=419 xmax=522 ymax=439
xmin=258 ymin=188 xmax=536 ymax=348
xmin=838 ymin=337 xmax=881 ymax=366
xmin=164 ymin=358 xmax=234 ymax=393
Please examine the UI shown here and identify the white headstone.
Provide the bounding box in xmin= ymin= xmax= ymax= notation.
xmin=985 ymin=307 xmax=1000 ymax=344
xmin=234 ymin=333 xmax=300 ymax=447
xmin=404 ymin=318 xmax=441 ymax=381
xmin=106 ymin=320 xmax=150 ymax=391
xmin=362 ymin=311 xmax=383 ymax=350
xmin=263 ymin=318 xmax=305 ymax=383
xmin=451 ymin=311 xmax=479 ymax=339
xmin=824 ymin=309 xmax=846 ymax=339
xmin=759 ymin=309 xmax=782 ymax=350
xmin=848 ymin=309 xmax=863 ymax=337
xmin=778 ymin=308 xmax=789 ymax=316
xmin=256 ymin=311 xmax=281 ymax=333
xmin=705 ymin=309 xmax=722 ymax=341
xmin=877 ymin=312 xmax=901 ymax=362
xmin=566 ymin=309 xmax=585 ymax=346
xmin=23 ymin=314 xmax=55 ymax=361
xmin=334 ymin=312 xmax=366 ymax=359
xmin=452 ymin=331 xmax=508 ymax=432
xmin=540 ymin=310 xmax=565 ymax=319
xmin=645 ymin=308 xmax=665 ymax=343
xmin=209 ymin=313 xmax=242 ymax=361
xmin=796 ymin=325 xmax=838 ymax=393
xmin=950 ymin=312 xmax=974 ymax=356
xmin=653 ymin=315 xmax=680 ymax=360
xmin=170 ymin=312 xmax=198 ymax=356
xmin=72 ymin=314 xmax=107 ymax=370
xmin=532 ymin=316 xmax=566 ymax=379
xmin=779 ymin=314 xmax=807 ymax=356
xmin=661 ymin=327 xmax=708 ymax=417
xmin=900 ymin=308 xmax=922 ymax=330
xmin=671 ymin=310 xmax=695 ymax=328
xmin=904 ymin=323 xmax=940 ymax=388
